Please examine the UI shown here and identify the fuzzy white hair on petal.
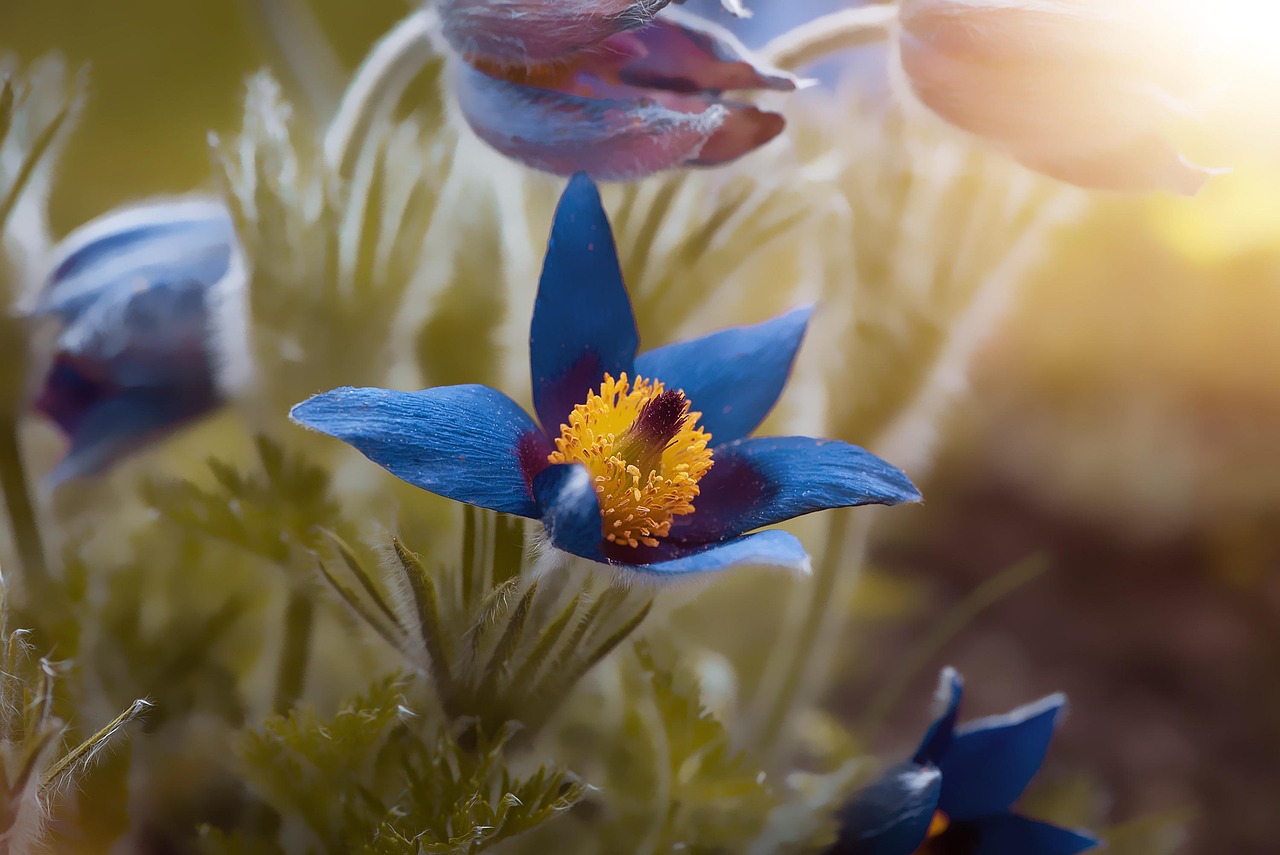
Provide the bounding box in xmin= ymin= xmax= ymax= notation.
xmin=930 ymin=665 xmax=963 ymax=718
xmin=894 ymin=763 xmax=942 ymax=795
xmin=526 ymin=528 xmax=576 ymax=581
xmin=954 ymin=691 xmax=1068 ymax=736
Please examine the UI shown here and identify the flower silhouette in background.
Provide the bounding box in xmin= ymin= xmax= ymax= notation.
xmin=897 ymin=0 xmax=1217 ymax=194
xmin=829 ymin=668 xmax=1099 ymax=855
xmin=30 ymin=198 xmax=248 ymax=484
xmin=292 ymin=173 xmax=919 ymax=577
xmin=439 ymin=0 xmax=802 ymax=179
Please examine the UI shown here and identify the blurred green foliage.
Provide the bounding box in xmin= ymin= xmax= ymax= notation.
xmin=0 ymin=0 xmax=405 ymax=232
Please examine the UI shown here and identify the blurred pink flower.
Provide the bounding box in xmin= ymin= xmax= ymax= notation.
xmin=898 ymin=0 xmax=1217 ymax=194
xmin=441 ymin=1 xmax=800 ymax=180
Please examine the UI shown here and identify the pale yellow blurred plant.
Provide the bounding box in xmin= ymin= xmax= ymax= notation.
xmin=0 ymin=54 xmax=86 ymax=594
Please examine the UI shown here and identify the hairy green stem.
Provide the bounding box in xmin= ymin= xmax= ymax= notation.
xmin=42 ymin=698 xmax=152 ymax=787
xmin=272 ymin=586 xmax=315 ymax=714
xmin=860 ymin=554 xmax=1050 ymax=737
xmin=323 ymin=7 xmax=436 ymax=178
xmin=0 ymin=416 xmax=47 ymax=592
xmin=245 ymin=0 xmax=347 ymax=120
xmin=750 ymin=509 xmax=871 ymax=762
xmin=761 ymin=4 xmax=899 ymax=71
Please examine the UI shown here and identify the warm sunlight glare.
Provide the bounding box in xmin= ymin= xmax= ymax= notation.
xmin=1167 ymin=0 xmax=1280 ymax=76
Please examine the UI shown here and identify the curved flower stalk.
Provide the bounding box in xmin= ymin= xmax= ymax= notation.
xmin=214 ymin=73 xmax=462 ymax=425
xmin=760 ymin=3 xmax=900 ymax=71
xmin=27 ymin=197 xmax=248 ymax=485
xmin=0 ymin=54 xmax=84 ymax=295
xmin=439 ymin=0 xmax=802 ymax=179
xmin=293 ymin=174 xmax=920 ymax=577
xmin=1 ymin=54 xmax=86 ymax=587
xmin=827 ymin=668 xmax=1098 ymax=855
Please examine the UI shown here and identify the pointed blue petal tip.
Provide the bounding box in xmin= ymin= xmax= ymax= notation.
xmin=635 ymin=304 xmax=815 ymax=445
xmin=969 ymin=815 xmax=1101 ymax=855
xmin=938 ymin=692 xmax=1066 ymax=820
xmin=530 ymin=170 xmax=638 ymax=432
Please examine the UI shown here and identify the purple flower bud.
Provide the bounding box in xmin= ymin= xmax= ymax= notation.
xmin=437 ymin=0 xmax=673 ymax=68
xmin=455 ymin=64 xmax=786 ymax=179
xmin=449 ymin=7 xmax=798 ymax=179
xmin=605 ymin=8 xmax=797 ymax=94
xmin=30 ymin=198 xmax=247 ymax=484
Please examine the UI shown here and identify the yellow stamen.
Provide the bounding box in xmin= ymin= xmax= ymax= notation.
xmin=927 ymin=810 xmax=950 ymax=839
xmin=547 ymin=373 xmax=713 ymax=548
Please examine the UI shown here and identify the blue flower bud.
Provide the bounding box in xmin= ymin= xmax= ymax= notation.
xmin=30 ymin=198 xmax=248 ymax=484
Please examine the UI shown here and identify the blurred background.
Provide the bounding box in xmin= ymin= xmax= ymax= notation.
xmin=4 ymin=1 xmax=1280 ymax=852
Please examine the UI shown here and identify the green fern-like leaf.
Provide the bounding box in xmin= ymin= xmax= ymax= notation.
xmin=240 ymin=675 xmax=411 ymax=851
xmin=143 ymin=436 xmax=344 ymax=563
xmin=572 ymin=645 xmax=778 ymax=854
xmin=238 ymin=680 xmax=582 ymax=855
xmin=317 ymin=511 xmax=652 ymax=738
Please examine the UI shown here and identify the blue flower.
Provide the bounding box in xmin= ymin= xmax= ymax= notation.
xmin=291 ymin=173 xmax=920 ymax=578
xmin=830 ymin=668 xmax=1100 ymax=855
xmin=30 ymin=198 xmax=247 ymax=485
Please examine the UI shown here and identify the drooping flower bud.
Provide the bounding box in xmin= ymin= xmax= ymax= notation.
xmin=438 ymin=0 xmax=673 ymax=68
xmin=29 ymin=198 xmax=248 ymax=484
xmin=897 ymin=0 xmax=1218 ymax=194
xmin=439 ymin=2 xmax=798 ymax=179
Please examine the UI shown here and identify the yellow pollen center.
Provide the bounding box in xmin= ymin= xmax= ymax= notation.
xmin=547 ymin=373 xmax=713 ymax=549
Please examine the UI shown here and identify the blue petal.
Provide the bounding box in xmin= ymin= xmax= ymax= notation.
xmin=634 ymin=306 xmax=812 ymax=445
xmin=36 ymin=198 xmax=236 ymax=323
xmin=831 ymin=762 xmax=942 ymax=855
xmin=913 ymin=667 xmax=965 ymax=765
xmin=936 ymin=693 xmax=1066 ymax=820
xmin=290 ymin=386 xmax=549 ymax=518
xmin=667 ymin=437 xmax=921 ymax=543
xmin=620 ymin=529 xmax=809 ymax=577
xmin=529 ymin=172 xmax=639 ymax=433
xmin=970 ymin=815 xmax=1100 ymax=855
xmin=533 ymin=463 xmax=607 ymax=562
xmin=47 ymin=387 xmax=218 ymax=485
xmin=531 ymin=464 xmax=810 ymax=574
xmin=52 ymin=275 xmax=216 ymax=390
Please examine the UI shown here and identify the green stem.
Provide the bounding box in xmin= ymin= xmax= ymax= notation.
xmin=42 ymin=698 xmax=152 ymax=787
xmin=323 ymin=7 xmax=436 ymax=178
xmin=272 ymin=586 xmax=315 ymax=715
xmin=750 ymin=509 xmax=871 ymax=762
xmin=245 ymin=0 xmax=347 ymax=121
xmin=860 ymin=554 xmax=1050 ymax=737
xmin=0 ymin=415 xmax=48 ymax=592
xmin=760 ymin=4 xmax=898 ymax=71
